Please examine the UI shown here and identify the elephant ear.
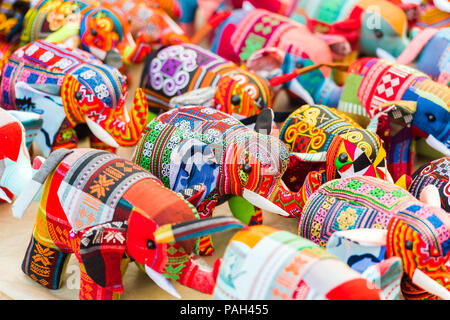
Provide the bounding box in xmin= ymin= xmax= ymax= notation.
xmin=14 ymin=81 xmax=66 ymax=157
xmin=327 ymin=229 xmax=403 ymax=299
xmin=79 ymin=221 xmax=128 ymax=293
xmin=326 ymin=228 xmax=388 ymax=275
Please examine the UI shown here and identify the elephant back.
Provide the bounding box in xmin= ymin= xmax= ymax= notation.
xmin=299 ymin=176 xmax=419 ymax=247
xmin=141 ymin=44 xmax=236 ymax=109
xmin=20 ymin=0 xmax=92 ymax=46
xmin=409 ymin=157 xmax=450 ymax=212
xmin=133 ymin=106 xmax=247 ymax=196
xmin=49 ymin=148 xmax=157 ymax=233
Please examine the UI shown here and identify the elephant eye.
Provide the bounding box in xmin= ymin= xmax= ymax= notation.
xmin=147 ymin=239 xmax=156 ymax=249
xmin=374 ymin=29 xmax=383 ymax=39
xmin=243 ymin=163 xmax=252 ymax=174
xmin=231 ymin=94 xmax=241 ymax=106
xmin=295 ymin=61 xmax=304 ymax=68
xmin=75 ymin=91 xmax=83 ymax=101
xmin=405 ymin=240 xmax=413 ymax=250
xmin=91 ymin=28 xmax=98 ymax=36
xmin=338 ymin=153 xmax=348 ymax=163
xmin=426 ymin=113 xmax=436 ymax=122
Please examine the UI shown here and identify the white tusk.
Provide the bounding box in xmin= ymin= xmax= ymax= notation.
xmin=85 ymin=117 xmax=120 ymax=148
xmin=419 ymin=185 xmax=441 ymax=208
xmin=242 ymin=188 xmax=290 ymax=217
xmin=412 ymin=268 xmax=450 ymax=300
xmin=145 ymin=265 xmax=181 ymax=299
xmin=425 ymin=135 xmax=450 ymax=157
xmin=376 ymin=48 xmax=396 ymax=61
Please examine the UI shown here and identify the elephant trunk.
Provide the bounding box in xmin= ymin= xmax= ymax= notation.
xmin=87 ymin=88 xmax=149 ymax=148
xmin=242 ymin=177 xmax=306 ymax=218
xmin=177 ymin=256 xmax=219 ymax=295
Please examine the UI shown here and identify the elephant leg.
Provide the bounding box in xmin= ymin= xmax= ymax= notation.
xmin=195 ymin=193 xmax=219 ymax=256
xmin=228 ymin=196 xmax=263 ymax=226
xmin=89 ymin=135 xmax=117 ymax=153
xmin=78 ymin=262 xmax=121 ymax=300
xmin=21 ymin=235 xmax=70 ymax=290
xmin=52 ymin=125 xmax=79 ymax=151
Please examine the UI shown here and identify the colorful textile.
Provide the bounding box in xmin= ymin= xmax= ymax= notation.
xmin=410 ymin=157 xmax=450 ymax=212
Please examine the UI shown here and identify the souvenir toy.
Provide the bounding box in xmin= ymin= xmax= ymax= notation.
xmin=409 ymin=157 xmax=450 ymax=212
xmin=103 ymin=0 xmax=189 ymax=64
xmin=0 ymin=107 xmax=42 ymax=203
xmin=154 ymin=216 xmax=402 ymax=300
xmin=132 ymin=106 xmax=308 ymax=254
xmin=336 ymin=57 xmax=450 ymax=181
xmin=140 ymin=43 xmax=273 ymax=119
xmin=299 ymin=175 xmax=450 ymax=300
xmin=396 ymin=27 xmax=449 ymax=85
xmin=292 ymin=0 xmax=410 ymax=58
xmin=278 ymin=104 xmax=390 ymax=209
xmin=0 ymin=40 xmax=148 ymax=156
xmin=14 ymin=147 xmax=216 ymax=300
xmin=20 ymin=0 xmax=129 ymax=68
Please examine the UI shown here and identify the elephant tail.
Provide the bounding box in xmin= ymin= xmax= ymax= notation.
xmin=12 ymin=148 xmax=73 ymax=218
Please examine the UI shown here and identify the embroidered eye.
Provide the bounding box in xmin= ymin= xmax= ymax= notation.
xmin=295 ymin=61 xmax=304 ymax=68
xmin=243 ymin=163 xmax=252 ymax=174
xmin=405 ymin=240 xmax=413 ymax=250
xmin=374 ymin=29 xmax=383 ymax=39
xmin=338 ymin=153 xmax=348 ymax=163
xmin=75 ymin=91 xmax=83 ymax=101
xmin=231 ymin=94 xmax=241 ymax=106
xmin=147 ymin=239 xmax=156 ymax=249
xmin=91 ymin=29 xmax=98 ymax=36
xmin=426 ymin=113 xmax=436 ymax=122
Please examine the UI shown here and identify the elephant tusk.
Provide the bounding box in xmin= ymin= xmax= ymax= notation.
xmin=145 ymin=265 xmax=181 ymax=299
xmin=412 ymin=268 xmax=450 ymax=300
xmin=85 ymin=117 xmax=120 ymax=148
xmin=425 ymin=135 xmax=450 ymax=157
xmin=242 ymin=188 xmax=290 ymax=217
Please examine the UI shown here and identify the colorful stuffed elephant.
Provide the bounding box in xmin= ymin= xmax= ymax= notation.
xmin=279 ymin=104 xmax=390 ymax=208
xmin=337 ymin=57 xmax=450 ymax=181
xmin=396 ymin=27 xmax=449 ymax=85
xmin=292 ymin=0 xmax=410 ymax=58
xmin=140 ymin=43 xmax=273 ymax=119
xmin=132 ymin=106 xmax=309 ymax=254
xmin=0 ymin=40 xmax=148 ymax=157
xmin=14 ymin=147 xmax=218 ymax=300
xmin=0 ymin=107 xmax=42 ymax=203
xmin=409 ymin=157 xmax=450 ymax=212
xmin=101 ymin=0 xmax=190 ymax=64
xmin=153 ymin=216 xmax=402 ymax=300
xmin=19 ymin=0 xmax=130 ymax=68
xmin=298 ymin=175 xmax=450 ymax=300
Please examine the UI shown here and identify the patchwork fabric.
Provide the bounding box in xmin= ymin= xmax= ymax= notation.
xmin=57 ymin=149 xmax=154 ymax=232
xmin=141 ymin=43 xmax=271 ymax=115
xmin=299 ymin=176 xmax=417 ymax=247
xmin=410 ymin=157 xmax=450 ymax=212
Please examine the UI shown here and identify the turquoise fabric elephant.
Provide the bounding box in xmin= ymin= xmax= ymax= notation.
xmin=292 ymin=0 xmax=410 ymax=58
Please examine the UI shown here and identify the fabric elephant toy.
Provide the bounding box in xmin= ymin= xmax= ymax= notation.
xmin=0 ymin=40 xmax=148 ymax=157
xmin=292 ymin=0 xmax=410 ymax=59
xmin=408 ymin=157 xmax=450 ymax=213
xmin=132 ymin=106 xmax=308 ymax=255
xmin=13 ymin=147 xmax=219 ymax=300
xmin=396 ymin=27 xmax=449 ymax=86
xmin=0 ymin=107 xmax=42 ymax=203
xmin=100 ymin=0 xmax=190 ymax=65
xmin=278 ymin=104 xmax=391 ymax=209
xmin=139 ymin=43 xmax=273 ymax=121
xmin=153 ymin=216 xmax=403 ymax=300
xmin=336 ymin=57 xmax=450 ymax=181
xmin=19 ymin=0 xmax=130 ymax=68
xmin=298 ymin=175 xmax=450 ymax=300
